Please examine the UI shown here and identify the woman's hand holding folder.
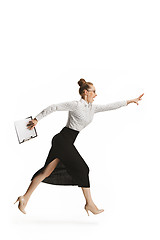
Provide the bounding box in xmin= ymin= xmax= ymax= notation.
xmin=26 ymin=118 xmax=38 ymax=130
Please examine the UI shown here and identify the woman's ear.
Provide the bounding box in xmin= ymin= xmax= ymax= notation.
xmin=83 ymin=89 xmax=88 ymax=95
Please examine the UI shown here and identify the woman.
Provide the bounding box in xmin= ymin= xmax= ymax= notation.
xmin=14 ymin=79 xmax=144 ymax=216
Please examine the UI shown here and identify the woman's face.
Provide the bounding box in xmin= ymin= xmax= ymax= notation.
xmin=86 ymin=85 xmax=97 ymax=103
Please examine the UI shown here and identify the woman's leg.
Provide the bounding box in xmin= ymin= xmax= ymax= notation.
xmin=81 ymin=187 xmax=103 ymax=212
xmin=81 ymin=187 xmax=94 ymax=205
xmin=22 ymin=158 xmax=60 ymax=206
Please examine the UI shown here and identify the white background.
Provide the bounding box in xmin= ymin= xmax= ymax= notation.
xmin=0 ymin=0 xmax=160 ymax=239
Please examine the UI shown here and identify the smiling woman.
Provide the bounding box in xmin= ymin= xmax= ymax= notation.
xmin=14 ymin=78 xmax=144 ymax=216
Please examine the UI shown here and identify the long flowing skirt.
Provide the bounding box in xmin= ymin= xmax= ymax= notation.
xmin=31 ymin=127 xmax=90 ymax=188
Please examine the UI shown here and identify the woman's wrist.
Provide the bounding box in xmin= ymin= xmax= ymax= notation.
xmin=127 ymin=99 xmax=134 ymax=105
xmin=33 ymin=118 xmax=38 ymax=122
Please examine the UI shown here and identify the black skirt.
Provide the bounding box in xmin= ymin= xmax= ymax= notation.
xmin=31 ymin=127 xmax=90 ymax=188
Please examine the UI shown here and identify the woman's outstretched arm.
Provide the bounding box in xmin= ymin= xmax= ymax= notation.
xmin=93 ymin=100 xmax=127 ymax=113
xmin=93 ymin=93 xmax=144 ymax=113
xmin=26 ymin=100 xmax=78 ymax=130
xmin=34 ymin=100 xmax=78 ymax=121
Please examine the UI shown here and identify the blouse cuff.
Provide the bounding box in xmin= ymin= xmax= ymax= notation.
xmin=34 ymin=114 xmax=42 ymax=122
xmin=123 ymin=100 xmax=128 ymax=106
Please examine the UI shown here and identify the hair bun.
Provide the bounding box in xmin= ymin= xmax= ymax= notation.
xmin=78 ymin=78 xmax=86 ymax=87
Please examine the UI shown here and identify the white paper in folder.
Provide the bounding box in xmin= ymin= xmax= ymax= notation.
xmin=14 ymin=116 xmax=38 ymax=144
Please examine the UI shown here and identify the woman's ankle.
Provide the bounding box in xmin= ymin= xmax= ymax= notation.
xmin=23 ymin=194 xmax=30 ymax=203
xmin=86 ymin=200 xmax=95 ymax=206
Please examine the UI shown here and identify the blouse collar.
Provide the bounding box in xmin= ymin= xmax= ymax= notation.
xmin=80 ymin=97 xmax=92 ymax=107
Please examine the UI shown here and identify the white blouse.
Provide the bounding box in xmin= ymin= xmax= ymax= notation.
xmin=35 ymin=97 xmax=128 ymax=131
